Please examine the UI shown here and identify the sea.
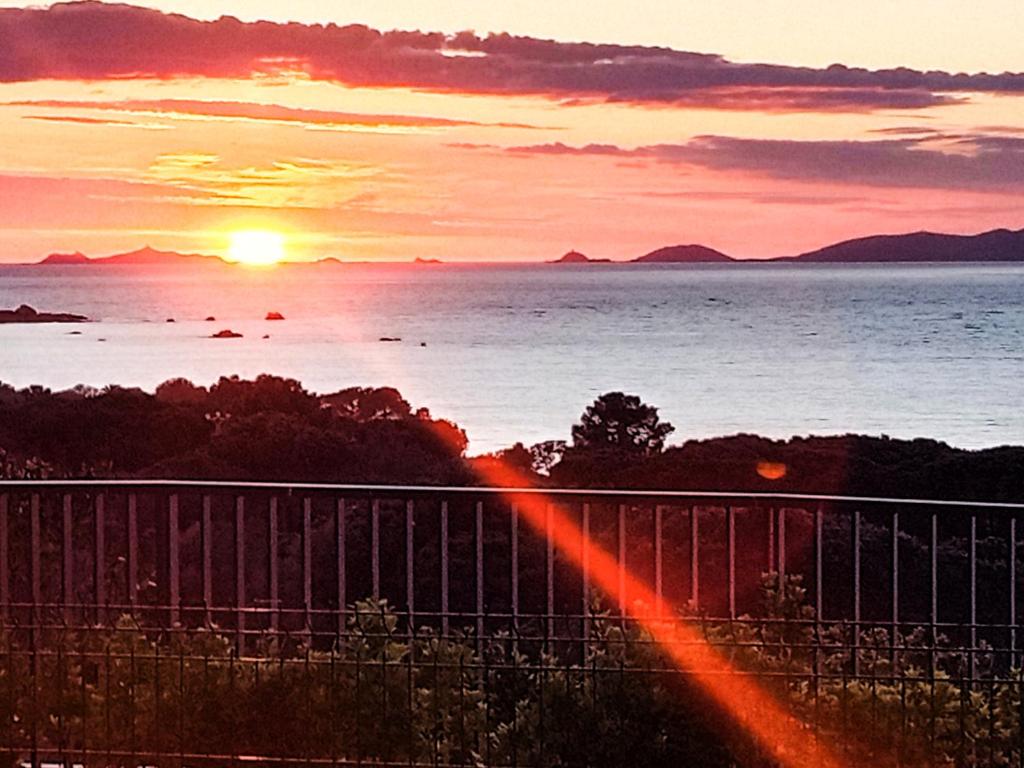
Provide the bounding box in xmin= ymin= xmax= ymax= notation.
xmin=1 ymin=262 xmax=1022 ymax=453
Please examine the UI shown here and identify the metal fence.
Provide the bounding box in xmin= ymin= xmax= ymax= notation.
xmin=1 ymin=480 xmax=1023 ymax=767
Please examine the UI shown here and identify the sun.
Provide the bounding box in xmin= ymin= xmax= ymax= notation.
xmin=227 ymin=230 xmax=285 ymax=266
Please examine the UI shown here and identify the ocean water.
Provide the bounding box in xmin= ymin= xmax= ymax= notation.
xmin=1 ymin=262 xmax=1022 ymax=453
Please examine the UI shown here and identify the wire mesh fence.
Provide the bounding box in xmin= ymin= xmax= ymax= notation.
xmin=1 ymin=481 xmax=1022 ymax=767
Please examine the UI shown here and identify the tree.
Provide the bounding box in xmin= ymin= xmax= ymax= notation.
xmin=529 ymin=440 xmax=566 ymax=475
xmin=321 ymin=386 xmax=411 ymax=421
xmin=155 ymin=377 xmax=208 ymax=405
xmin=571 ymin=392 xmax=674 ymax=456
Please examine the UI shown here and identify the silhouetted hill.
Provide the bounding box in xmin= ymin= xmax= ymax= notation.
xmin=550 ymin=433 xmax=1024 ymax=502
xmin=40 ymin=251 xmax=90 ymax=265
xmin=548 ymin=250 xmax=611 ymax=263
xmin=632 ymin=244 xmax=734 ymax=263
xmin=39 ymin=245 xmax=225 ymax=266
xmin=787 ymin=228 xmax=1024 ymax=263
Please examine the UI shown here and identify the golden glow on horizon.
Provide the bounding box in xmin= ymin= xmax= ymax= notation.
xmin=227 ymin=229 xmax=286 ymax=266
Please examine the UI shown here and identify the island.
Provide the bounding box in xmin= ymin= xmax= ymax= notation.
xmin=785 ymin=227 xmax=1024 ymax=263
xmin=631 ymin=244 xmax=734 ymax=263
xmin=0 ymin=304 xmax=89 ymax=323
xmin=25 ymin=226 xmax=1024 ymax=270
xmin=548 ymin=250 xmax=611 ymax=264
xmin=39 ymin=245 xmax=225 ymax=267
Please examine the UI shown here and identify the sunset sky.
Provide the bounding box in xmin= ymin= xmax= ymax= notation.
xmin=2 ymin=0 xmax=1024 ymax=263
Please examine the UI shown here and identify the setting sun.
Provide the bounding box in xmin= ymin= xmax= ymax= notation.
xmin=228 ymin=230 xmax=285 ymax=266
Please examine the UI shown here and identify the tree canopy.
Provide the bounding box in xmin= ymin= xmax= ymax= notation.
xmin=571 ymin=392 xmax=674 ymax=456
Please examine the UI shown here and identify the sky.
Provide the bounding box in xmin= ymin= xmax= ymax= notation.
xmin=1 ymin=0 xmax=1023 ymax=263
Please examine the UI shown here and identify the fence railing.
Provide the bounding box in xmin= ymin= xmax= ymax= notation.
xmin=1 ymin=481 xmax=1023 ymax=767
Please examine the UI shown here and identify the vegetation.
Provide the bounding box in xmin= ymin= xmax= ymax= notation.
xmin=570 ymin=391 xmax=674 ymax=456
xmin=0 ymin=577 xmax=1020 ymax=767
xmin=1 ymin=375 xmax=1021 ymax=502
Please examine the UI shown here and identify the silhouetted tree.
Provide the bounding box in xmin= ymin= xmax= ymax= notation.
xmin=322 ymin=386 xmax=411 ymax=421
xmin=155 ymin=377 xmax=208 ymax=405
xmin=571 ymin=392 xmax=674 ymax=456
xmin=208 ymin=374 xmax=317 ymax=417
xmin=529 ymin=440 xmax=566 ymax=475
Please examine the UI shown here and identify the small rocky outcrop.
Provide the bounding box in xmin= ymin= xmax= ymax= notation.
xmin=0 ymin=304 xmax=89 ymax=323
xmin=266 ymin=311 xmax=285 ymax=320
xmin=548 ymin=250 xmax=611 ymax=264
xmin=211 ymin=329 xmax=243 ymax=339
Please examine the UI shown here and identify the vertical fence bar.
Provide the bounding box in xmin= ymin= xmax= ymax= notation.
xmin=931 ymin=512 xmax=939 ymax=658
xmin=201 ymin=494 xmax=211 ymax=627
xmin=128 ymin=493 xmax=139 ymax=615
xmin=336 ymin=498 xmax=347 ymax=637
xmin=727 ymin=506 xmax=736 ymax=619
xmin=690 ymin=507 xmax=700 ymax=609
xmin=477 ymin=500 xmax=485 ymax=648
xmin=168 ymin=494 xmax=179 ymax=627
xmin=969 ymin=514 xmax=977 ymax=682
xmin=768 ymin=507 xmax=775 ymax=573
xmin=618 ymin=504 xmax=627 ymax=614
xmin=546 ymin=503 xmax=555 ymax=635
xmin=30 ymin=494 xmax=41 ymax=622
xmin=440 ymin=500 xmax=449 ymax=637
xmin=235 ymin=495 xmax=246 ymax=653
xmin=1011 ymin=517 xmax=1017 ymax=666
xmin=95 ymin=493 xmax=105 ymax=623
xmin=510 ymin=503 xmax=519 ymax=643
xmin=892 ymin=511 xmax=900 ymax=633
xmin=0 ymin=493 xmax=8 ymax=622
xmin=654 ymin=505 xmax=664 ymax=612
xmin=62 ymin=494 xmax=74 ymax=624
xmin=303 ymin=497 xmax=312 ymax=637
xmin=268 ymin=497 xmax=279 ymax=634
xmin=371 ymin=499 xmax=381 ymax=600
xmin=581 ymin=502 xmax=590 ymax=640
xmin=815 ymin=505 xmax=824 ymax=621
xmin=406 ymin=499 xmax=415 ymax=629
xmin=778 ymin=507 xmax=787 ymax=578
xmin=853 ymin=509 xmax=862 ymax=676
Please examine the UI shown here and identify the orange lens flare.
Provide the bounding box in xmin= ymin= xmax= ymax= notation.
xmin=757 ymin=460 xmax=788 ymax=480
xmin=486 ymin=469 xmax=843 ymax=768
xmin=426 ymin=417 xmax=845 ymax=768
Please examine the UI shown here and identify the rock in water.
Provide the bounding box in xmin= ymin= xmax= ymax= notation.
xmin=0 ymin=304 xmax=89 ymax=323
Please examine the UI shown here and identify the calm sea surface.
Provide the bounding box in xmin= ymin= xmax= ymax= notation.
xmin=1 ymin=262 xmax=1022 ymax=452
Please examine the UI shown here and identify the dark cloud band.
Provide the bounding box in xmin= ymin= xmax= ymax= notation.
xmin=504 ymin=134 xmax=1024 ymax=190
xmin=2 ymin=2 xmax=1024 ymax=112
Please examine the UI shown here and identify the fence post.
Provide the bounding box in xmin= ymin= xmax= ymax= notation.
xmin=235 ymin=495 xmax=246 ymax=654
xmin=63 ymin=494 xmax=74 ymax=625
xmin=168 ymin=494 xmax=179 ymax=627
xmin=269 ymin=497 xmax=279 ymax=634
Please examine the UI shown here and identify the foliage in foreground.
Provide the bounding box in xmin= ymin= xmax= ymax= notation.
xmin=0 ymin=602 xmax=737 ymax=768
xmin=1 ymin=577 xmax=1022 ymax=767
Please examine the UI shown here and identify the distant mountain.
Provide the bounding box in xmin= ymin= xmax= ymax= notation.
xmin=632 ymin=244 xmax=733 ymax=263
xmin=787 ymin=228 xmax=1024 ymax=263
xmin=548 ymin=250 xmax=611 ymax=264
xmin=41 ymin=251 xmax=90 ymax=265
xmin=39 ymin=245 xmax=224 ymax=266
